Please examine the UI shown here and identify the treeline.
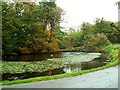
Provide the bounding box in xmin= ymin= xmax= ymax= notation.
xmin=2 ymin=1 xmax=120 ymax=55
xmin=2 ymin=1 xmax=67 ymax=55
xmin=66 ymin=18 xmax=120 ymax=52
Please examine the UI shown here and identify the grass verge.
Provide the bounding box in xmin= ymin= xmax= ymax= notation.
xmin=1 ymin=44 xmax=119 ymax=85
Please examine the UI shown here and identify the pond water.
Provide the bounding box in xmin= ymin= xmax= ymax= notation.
xmin=2 ymin=52 xmax=109 ymax=81
xmin=2 ymin=52 xmax=63 ymax=61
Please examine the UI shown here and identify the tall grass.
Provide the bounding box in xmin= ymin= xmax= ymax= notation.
xmin=105 ymin=44 xmax=119 ymax=62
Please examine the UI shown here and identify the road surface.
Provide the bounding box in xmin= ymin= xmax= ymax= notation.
xmin=2 ymin=66 xmax=118 ymax=88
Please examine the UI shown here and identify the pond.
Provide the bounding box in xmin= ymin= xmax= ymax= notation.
xmin=1 ymin=52 xmax=109 ymax=81
xmin=2 ymin=52 xmax=63 ymax=61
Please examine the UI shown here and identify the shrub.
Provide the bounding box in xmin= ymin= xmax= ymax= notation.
xmin=83 ymin=33 xmax=110 ymax=52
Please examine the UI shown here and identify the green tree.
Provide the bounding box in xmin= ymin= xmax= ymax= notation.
xmin=2 ymin=1 xmax=64 ymax=55
xmin=94 ymin=18 xmax=120 ymax=43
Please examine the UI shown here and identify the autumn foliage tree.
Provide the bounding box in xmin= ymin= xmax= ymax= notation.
xmin=2 ymin=1 xmax=64 ymax=55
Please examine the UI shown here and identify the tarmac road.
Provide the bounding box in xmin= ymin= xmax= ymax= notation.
xmin=2 ymin=66 xmax=118 ymax=88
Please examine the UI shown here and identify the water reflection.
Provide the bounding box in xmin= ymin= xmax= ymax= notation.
xmin=81 ymin=55 xmax=109 ymax=70
xmin=2 ymin=52 xmax=63 ymax=61
xmin=2 ymin=52 xmax=109 ymax=81
xmin=2 ymin=56 xmax=109 ymax=81
xmin=2 ymin=52 xmax=87 ymax=61
xmin=63 ymin=63 xmax=81 ymax=73
xmin=2 ymin=68 xmax=65 ymax=81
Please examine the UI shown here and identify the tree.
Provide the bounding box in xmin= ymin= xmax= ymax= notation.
xmin=94 ymin=18 xmax=120 ymax=43
xmin=39 ymin=1 xmax=63 ymax=40
xmin=2 ymin=1 xmax=64 ymax=55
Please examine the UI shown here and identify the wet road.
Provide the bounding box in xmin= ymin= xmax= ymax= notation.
xmin=2 ymin=66 xmax=118 ymax=88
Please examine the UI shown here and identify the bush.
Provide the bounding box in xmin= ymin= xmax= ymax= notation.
xmin=83 ymin=33 xmax=110 ymax=52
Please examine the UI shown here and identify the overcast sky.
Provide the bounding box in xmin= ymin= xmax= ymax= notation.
xmin=55 ymin=0 xmax=119 ymax=28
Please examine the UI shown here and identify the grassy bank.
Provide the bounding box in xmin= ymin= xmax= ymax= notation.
xmin=1 ymin=44 xmax=119 ymax=85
